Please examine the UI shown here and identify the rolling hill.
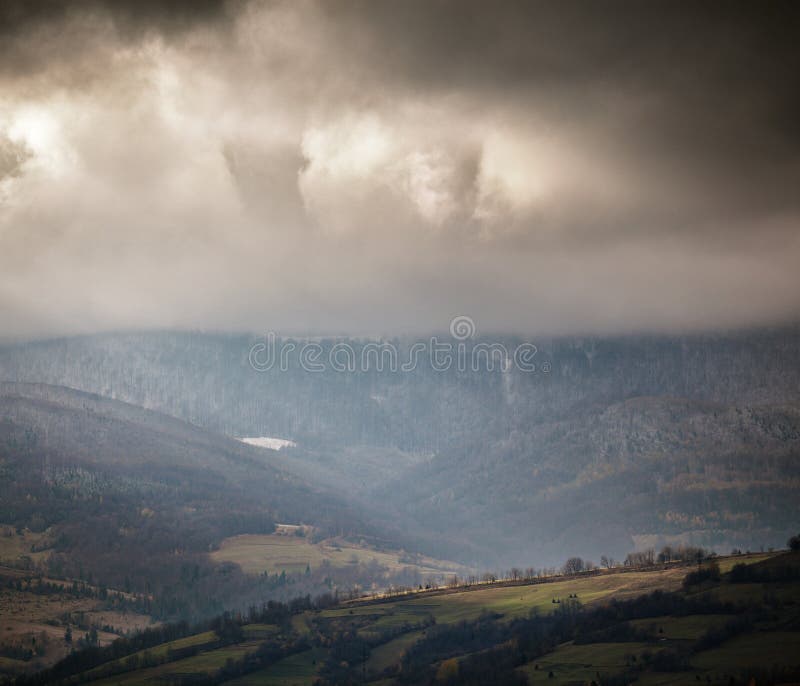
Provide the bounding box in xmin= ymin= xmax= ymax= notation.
xmin=0 ymin=383 xmax=452 ymax=624
xmin=11 ymin=551 xmax=799 ymax=686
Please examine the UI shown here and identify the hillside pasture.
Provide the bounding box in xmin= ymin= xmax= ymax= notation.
xmin=211 ymin=533 xmax=464 ymax=578
xmin=629 ymin=614 xmax=731 ymax=641
xmin=224 ymin=647 xmax=327 ymax=685
xmin=365 ymin=629 xmax=425 ymax=674
xmin=90 ymin=641 xmax=263 ymax=686
xmin=353 ymin=566 xmax=691 ymax=625
xmin=520 ymin=641 xmax=658 ymax=685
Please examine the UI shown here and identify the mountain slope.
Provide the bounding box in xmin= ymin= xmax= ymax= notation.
xmin=2 ymin=330 xmax=800 ymax=568
xmin=0 ymin=383 xmax=387 ymax=618
xmin=2 ymin=329 xmax=800 ymax=451
xmin=374 ymin=396 xmax=800 ymax=565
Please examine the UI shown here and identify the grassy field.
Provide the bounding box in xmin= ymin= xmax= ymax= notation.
xmin=88 ymin=631 xmax=218 ymax=677
xmin=90 ymin=641 xmax=263 ymax=686
xmin=167 ymin=641 xmax=262 ymax=671
xmin=290 ymin=613 xmax=311 ymax=636
xmin=242 ymin=623 xmax=279 ymax=639
xmin=335 ymin=565 xmax=690 ymax=626
xmin=210 ymin=533 xmax=465 ymax=577
xmin=520 ymin=641 xmax=658 ymax=684
xmin=79 ymin=629 xmax=219 ymax=682
xmin=365 ymin=629 xmax=425 ymax=674
xmin=715 ymin=552 xmax=773 ymax=573
xmin=630 ymin=614 xmax=731 ymax=640
xmin=224 ymin=647 xmax=327 ymax=686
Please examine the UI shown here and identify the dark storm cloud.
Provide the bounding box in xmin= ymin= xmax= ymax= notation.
xmin=326 ymin=1 xmax=800 ymax=227
xmin=0 ymin=0 xmax=229 ymax=39
xmin=0 ymin=0 xmax=233 ymax=81
xmin=0 ymin=0 xmax=799 ymax=338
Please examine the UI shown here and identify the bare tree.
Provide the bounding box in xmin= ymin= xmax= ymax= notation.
xmin=562 ymin=557 xmax=585 ymax=575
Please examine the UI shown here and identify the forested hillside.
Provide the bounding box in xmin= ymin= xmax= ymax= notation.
xmin=0 ymin=383 xmax=417 ymax=620
xmin=2 ymin=330 xmax=800 ymax=567
xmin=375 ymin=397 xmax=800 ymax=564
xmin=2 ymin=329 xmax=799 ymax=451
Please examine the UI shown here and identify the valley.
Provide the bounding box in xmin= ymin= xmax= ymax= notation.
xmin=1 ymin=333 xmax=800 ymax=682
xmin=3 ymin=331 xmax=800 ymax=567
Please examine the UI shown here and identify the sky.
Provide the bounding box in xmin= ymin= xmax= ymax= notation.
xmin=1 ymin=0 xmax=799 ymax=339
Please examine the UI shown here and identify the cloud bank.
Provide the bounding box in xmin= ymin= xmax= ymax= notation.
xmin=1 ymin=0 xmax=799 ymax=338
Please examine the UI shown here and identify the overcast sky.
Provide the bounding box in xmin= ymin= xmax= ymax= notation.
xmin=1 ymin=0 xmax=799 ymax=339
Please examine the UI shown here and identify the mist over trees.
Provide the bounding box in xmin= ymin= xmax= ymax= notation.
xmin=2 ymin=329 xmax=800 ymax=567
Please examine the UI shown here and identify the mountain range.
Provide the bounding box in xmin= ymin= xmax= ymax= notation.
xmin=1 ymin=329 xmax=799 ymax=571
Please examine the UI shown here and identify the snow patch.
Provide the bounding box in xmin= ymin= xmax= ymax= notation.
xmin=240 ymin=436 xmax=297 ymax=451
